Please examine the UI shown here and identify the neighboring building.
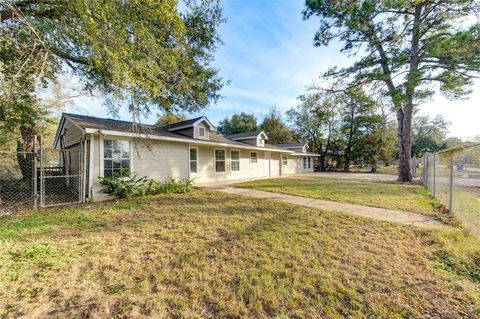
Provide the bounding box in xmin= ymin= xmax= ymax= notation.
xmin=53 ymin=113 xmax=319 ymax=200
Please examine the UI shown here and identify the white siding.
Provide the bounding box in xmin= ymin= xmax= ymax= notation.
xmin=190 ymin=146 xmax=282 ymax=184
xmin=132 ymin=139 xmax=188 ymax=180
xmin=59 ymin=119 xmax=83 ymax=148
xmin=282 ymin=156 xmax=314 ymax=174
xmin=283 ymin=157 xmax=301 ymax=175
xmin=87 ymin=133 xmax=312 ymax=200
xmin=270 ymin=152 xmax=280 ymax=177
xmin=89 ymin=135 xmax=189 ymax=200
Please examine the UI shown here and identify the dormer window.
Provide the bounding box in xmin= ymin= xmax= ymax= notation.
xmin=164 ymin=116 xmax=214 ymax=140
xmin=226 ymin=131 xmax=268 ymax=147
xmin=198 ymin=127 xmax=205 ymax=137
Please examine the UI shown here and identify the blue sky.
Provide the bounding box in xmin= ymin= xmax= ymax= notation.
xmin=67 ymin=0 xmax=480 ymax=139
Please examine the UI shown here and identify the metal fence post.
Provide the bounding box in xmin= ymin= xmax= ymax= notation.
xmin=432 ymin=153 xmax=436 ymax=198
xmin=33 ymin=136 xmax=38 ymax=210
xmin=423 ymin=152 xmax=429 ymax=188
xmin=39 ymin=140 xmax=44 ymax=208
xmin=448 ymin=153 xmax=454 ymax=215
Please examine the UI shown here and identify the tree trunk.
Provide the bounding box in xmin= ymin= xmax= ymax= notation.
xmin=320 ymin=129 xmax=333 ymax=172
xmin=16 ymin=125 xmax=37 ymax=181
xmin=319 ymin=155 xmax=326 ymax=171
xmin=397 ymin=3 xmax=422 ymax=183
xmin=397 ymin=106 xmax=413 ymax=182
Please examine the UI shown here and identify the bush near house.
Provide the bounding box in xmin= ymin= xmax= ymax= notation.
xmin=99 ymin=175 xmax=194 ymax=198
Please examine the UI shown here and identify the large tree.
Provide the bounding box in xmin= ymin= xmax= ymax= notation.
xmin=287 ymin=92 xmax=338 ymax=171
xmin=337 ymin=88 xmax=377 ymax=171
xmin=217 ymin=113 xmax=258 ymax=136
xmin=304 ymin=0 xmax=480 ymax=181
xmin=1 ymin=0 xmax=224 ymax=152
xmin=260 ymin=107 xmax=294 ymax=144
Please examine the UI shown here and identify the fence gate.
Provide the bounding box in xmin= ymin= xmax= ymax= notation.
xmin=39 ymin=144 xmax=84 ymax=208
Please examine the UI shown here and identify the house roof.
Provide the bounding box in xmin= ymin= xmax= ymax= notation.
xmin=274 ymin=143 xmax=307 ymax=149
xmin=56 ymin=113 xmax=292 ymax=153
xmin=225 ymin=131 xmax=268 ymax=140
xmin=62 ymin=113 xmax=159 ymax=132
xmin=163 ymin=116 xmax=215 ymax=131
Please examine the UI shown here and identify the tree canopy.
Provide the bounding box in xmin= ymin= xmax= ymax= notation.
xmin=260 ymin=107 xmax=294 ymax=144
xmin=304 ymin=0 xmax=480 ymax=181
xmin=0 ymin=0 xmax=225 ymax=156
xmin=288 ymin=89 xmax=397 ymax=172
xmin=217 ymin=112 xmax=258 ymax=136
xmin=155 ymin=113 xmax=188 ymax=127
xmin=1 ymin=0 xmax=224 ymax=115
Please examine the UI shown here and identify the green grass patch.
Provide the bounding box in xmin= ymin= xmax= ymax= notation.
xmin=235 ymin=177 xmax=439 ymax=215
xmin=0 ymin=191 xmax=479 ymax=318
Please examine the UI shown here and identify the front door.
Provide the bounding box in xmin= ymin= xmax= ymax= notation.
xmin=264 ymin=152 xmax=271 ymax=176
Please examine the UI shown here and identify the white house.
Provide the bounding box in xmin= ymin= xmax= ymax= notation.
xmin=53 ymin=113 xmax=319 ymax=200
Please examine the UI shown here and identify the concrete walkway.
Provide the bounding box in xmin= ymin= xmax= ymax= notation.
xmin=207 ymin=186 xmax=446 ymax=229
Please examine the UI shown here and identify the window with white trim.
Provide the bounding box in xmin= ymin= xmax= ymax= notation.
xmin=231 ymin=150 xmax=240 ymax=171
xmin=303 ymin=157 xmax=307 ymax=170
xmin=215 ymin=149 xmax=226 ymax=172
xmin=307 ymin=157 xmax=312 ymax=169
xmin=190 ymin=147 xmax=198 ymax=174
xmin=103 ymin=139 xmax=130 ymax=177
xmin=250 ymin=152 xmax=258 ymax=163
xmin=198 ymin=127 xmax=205 ymax=137
xmin=282 ymin=156 xmax=288 ymax=165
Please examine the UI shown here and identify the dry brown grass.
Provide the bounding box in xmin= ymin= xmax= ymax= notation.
xmin=0 ymin=190 xmax=479 ymax=318
xmin=234 ymin=177 xmax=440 ymax=215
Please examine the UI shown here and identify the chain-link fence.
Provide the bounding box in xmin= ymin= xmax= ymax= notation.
xmin=0 ymin=151 xmax=37 ymax=214
xmin=424 ymin=144 xmax=480 ymax=236
xmin=40 ymin=145 xmax=84 ymax=207
xmin=0 ymin=143 xmax=85 ymax=215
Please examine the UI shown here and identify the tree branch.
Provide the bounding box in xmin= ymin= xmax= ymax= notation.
xmin=48 ymin=47 xmax=90 ymax=65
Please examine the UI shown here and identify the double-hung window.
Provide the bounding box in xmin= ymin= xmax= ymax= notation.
xmin=250 ymin=152 xmax=258 ymax=163
xmin=198 ymin=127 xmax=205 ymax=137
xmin=307 ymin=157 xmax=312 ymax=169
xmin=303 ymin=157 xmax=307 ymax=170
xmin=282 ymin=156 xmax=288 ymax=166
xmin=231 ymin=150 xmax=240 ymax=171
xmin=190 ymin=147 xmax=198 ymax=174
xmin=215 ymin=149 xmax=226 ymax=172
xmin=103 ymin=139 xmax=130 ymax=177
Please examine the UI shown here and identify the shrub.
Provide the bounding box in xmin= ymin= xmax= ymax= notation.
xmin=99 ymin=175 xmax=195 ymax=199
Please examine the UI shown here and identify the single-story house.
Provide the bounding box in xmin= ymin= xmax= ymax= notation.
xmin=53 ymin=113 xmax=319 ymax=200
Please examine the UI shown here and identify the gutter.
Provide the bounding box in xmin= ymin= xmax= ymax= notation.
xmin=84 ymin=128 xmax=294 ymax=154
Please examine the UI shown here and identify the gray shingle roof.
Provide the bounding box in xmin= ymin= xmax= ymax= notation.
xmin=63 ymin=113 xmax=187 ymax=139
xmin=161 ymin=116 xmax=205 ymax=130
xmin=274 ymin=143 xmax=306 ymax=148
xmin=62 ymin=113 xmax=290 ymax=151
xmin=225 ymin=131 xmax=264 ymax=140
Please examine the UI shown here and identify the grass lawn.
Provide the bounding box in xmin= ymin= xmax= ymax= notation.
xmin=235 ymin=177 xmax=439 ymax=215
xmin=375 ymin=165 xmax=399 ymax=175
xmin=1 ymin=190 xmax=480 ymax=318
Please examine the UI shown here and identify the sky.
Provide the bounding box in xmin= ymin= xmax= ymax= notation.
xmin=65 ymin=0 xmax=480 ymax=140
